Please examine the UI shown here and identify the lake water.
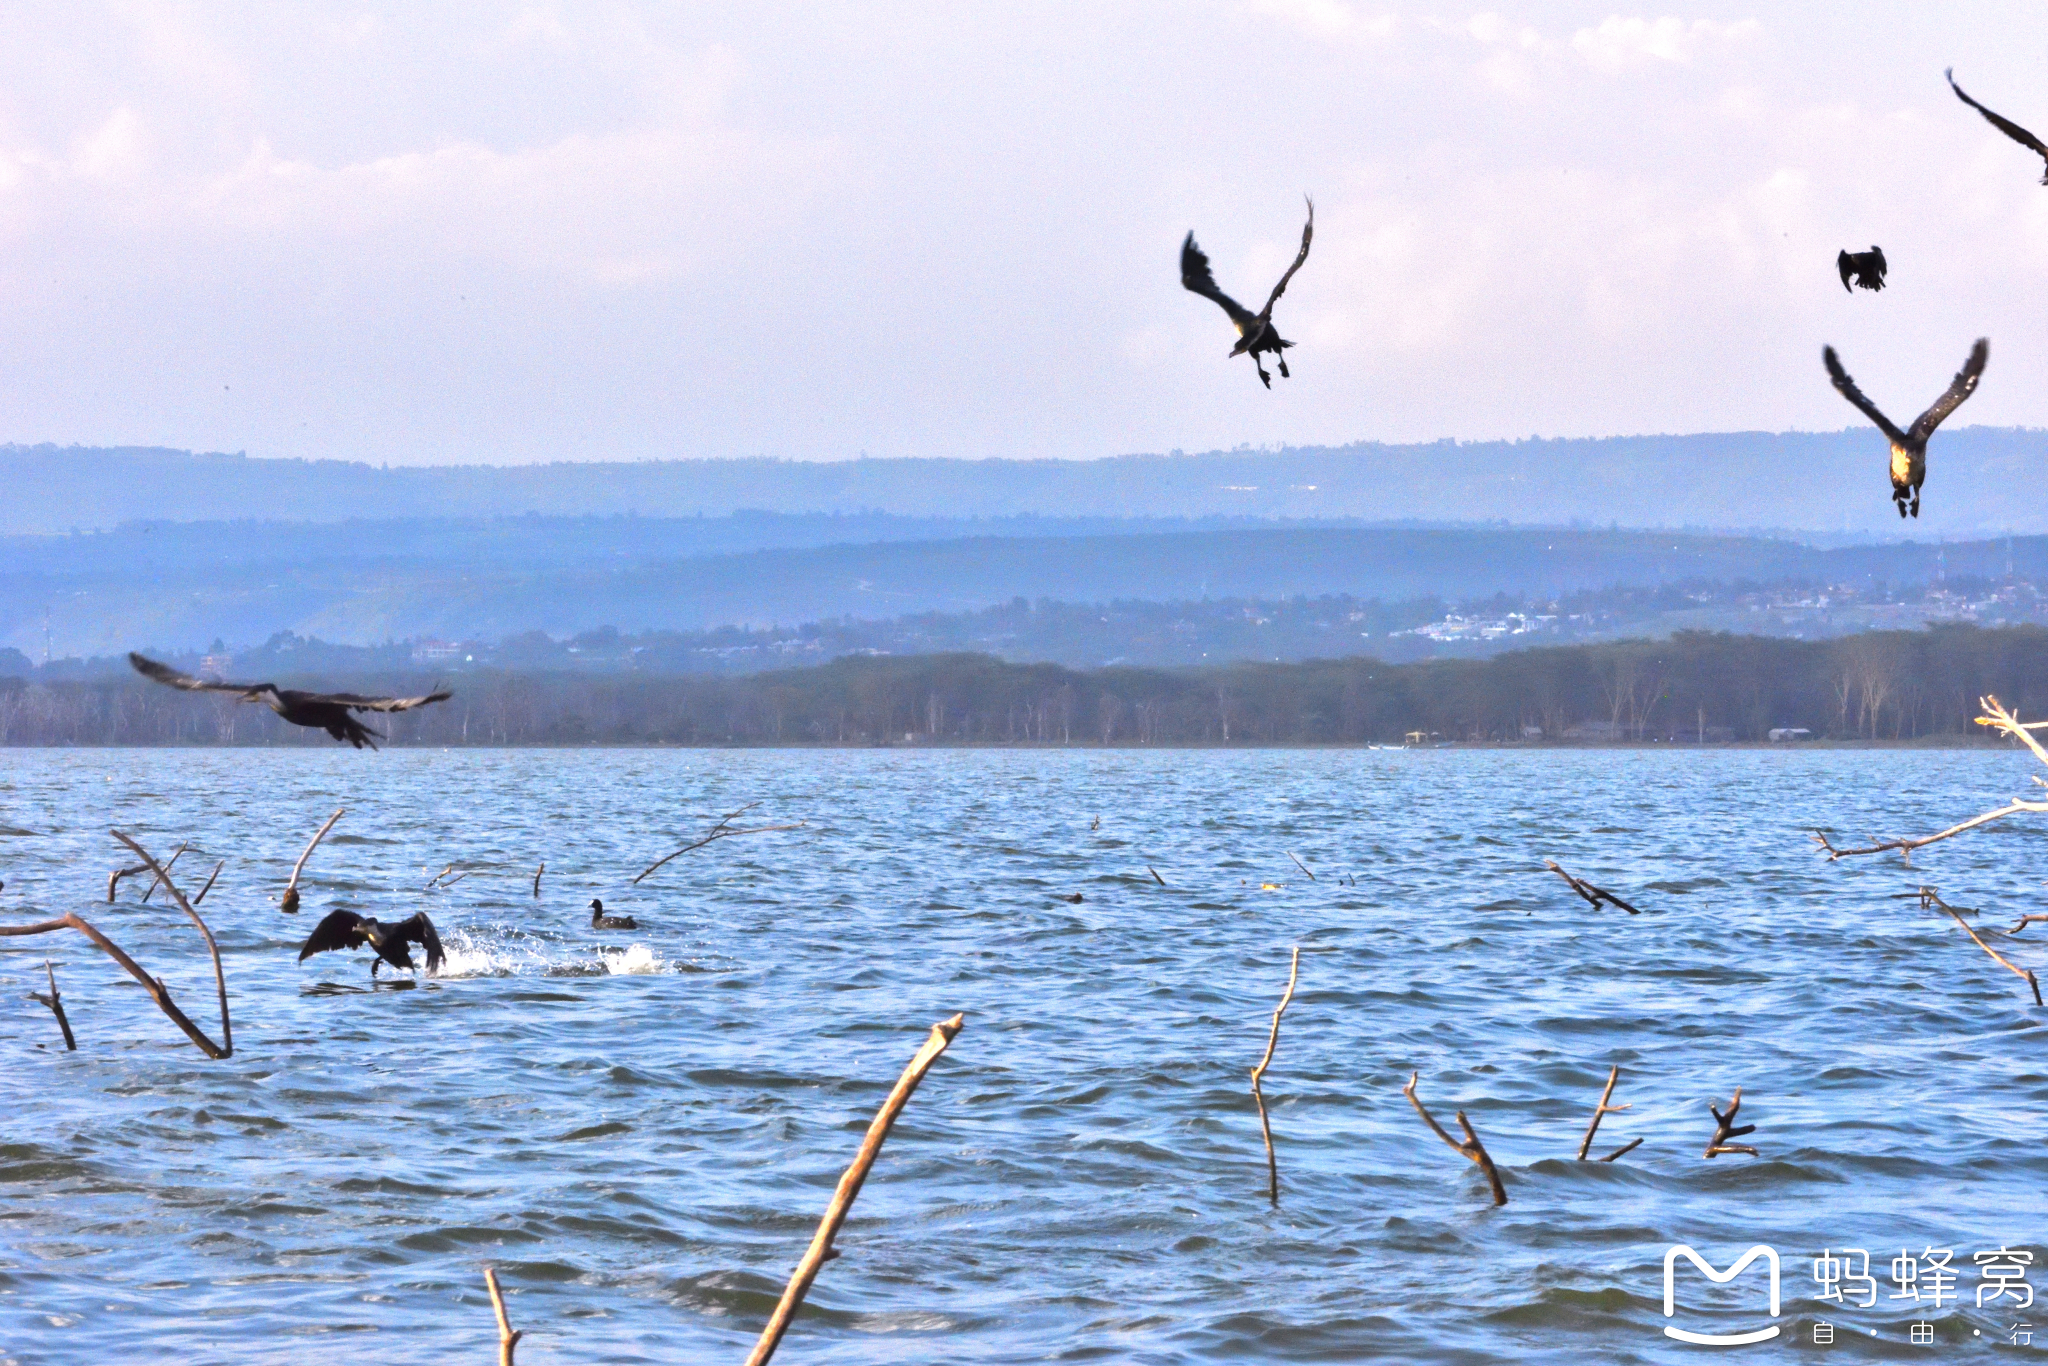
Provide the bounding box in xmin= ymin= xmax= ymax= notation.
xmin=1 ymin=747 xmax=2045 ymax=1364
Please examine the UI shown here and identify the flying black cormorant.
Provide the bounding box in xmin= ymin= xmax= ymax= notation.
xmin=1837 ymin=246 xmax=1886 ymax=292
xmin=298 ymin=910 xmax=445 ymax=977
xmin=1948 ymin=68 xmax=2048 ymax=184
xmin=129 ymin=653 xmax=451 ymax=749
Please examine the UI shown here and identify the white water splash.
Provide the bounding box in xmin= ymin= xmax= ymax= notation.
xmin=433 ymin=927 xmax=670 ymax=978
xmin=600 ymin=943 xmax=667 ymax=975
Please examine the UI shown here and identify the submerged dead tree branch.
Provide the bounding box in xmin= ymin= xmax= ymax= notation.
xmin=1922 ymin=887 xmax=2043 ymax=1007
xmin=1815 ymin=695 xmax=2048 ymax=866
xmin=744 ymin=1012 xmax=965 ymax=1366
xmin=282 ymin=807 xmax=344 ymax=914
xmin=1576 ymin=1065 xmax=1640 ymax=1161
xmin=138 ymin=843 xmax=186 ymax=903
xmin=1703 ymin=1087 xmax=1758 ymax=1158
xmin=0 ymin=909 xmax=228 ymax=1058
xmin=1403 ymin=1071 xmax=1508 ymax=1206
xmin=28 ymin=959 xmax=75 ymax=1051
xmin=112 ymin=831 xmax=232 ymax=1057
xmin=633 ymin=803 xmax=806 ymax=885
xmin=1249 ymin=946 xmax=1301 ymax=1204
xmin=1544 ymin=860 xmax=1641 ymax=915
xmin=483 ymin=1267 xmax=522 ymax=1366
xmin=193 ymin=860 xmax=223 ymax=905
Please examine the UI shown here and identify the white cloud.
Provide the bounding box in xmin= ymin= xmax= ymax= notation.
xmin=1247 ymin=0 xmax=1397 ymax=41
xmin=1570 ymin=16 xmax=1761 ymax=73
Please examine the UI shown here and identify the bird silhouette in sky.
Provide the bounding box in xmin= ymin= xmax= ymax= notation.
xmin=1180 ymin=198 xmax=1314 ymax=388
xmin=1822 ymin=338 xmax=1988 ymax=519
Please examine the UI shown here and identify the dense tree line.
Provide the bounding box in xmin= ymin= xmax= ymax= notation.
xmin=4 ymin=624 xmax=2046 ymax=747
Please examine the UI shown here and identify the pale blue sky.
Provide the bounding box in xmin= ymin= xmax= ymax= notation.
xmin=0 ymin=2 xmax=2041 ymax=464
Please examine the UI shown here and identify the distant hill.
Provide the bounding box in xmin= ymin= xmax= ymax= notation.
xmin=10 ymin=518 xmax=2048 ymax=658
xmin=5 ymin=427 xmax=2046 ymax=535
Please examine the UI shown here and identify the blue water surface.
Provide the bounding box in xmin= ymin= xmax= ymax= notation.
xmin=0 ymin=746 xmax=2044 ymax=1364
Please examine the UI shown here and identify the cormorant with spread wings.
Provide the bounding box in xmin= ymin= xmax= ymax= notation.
xmin=1947 ymin=68 xmax=2048 ymax=184
xmin=128 ymin=653 xmax=451 ymax=749
xmin=299 ymin=910 xmax=445 ymax=977
xmin=1181 ymin=198 xmax=1314 ymax=388
xmin=1823 ymin=338 xmax=1988 ymax=519
xmin=1837 ymin=246 xmax=1886 ymax=293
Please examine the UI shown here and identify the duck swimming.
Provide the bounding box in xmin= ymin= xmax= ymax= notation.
xmin=298 ymin=910 xmax=445 ymax=977
xmin=589 ymin=898 xmax=638 ymax=930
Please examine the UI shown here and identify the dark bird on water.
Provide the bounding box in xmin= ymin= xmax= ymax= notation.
xmin=128 ymin=653 xmax=452 ymax=749
xmin=1837 ymin=246 xmax=1886 ymax=292
xmin=1823 ymin=338 xmax=1988 ymax=519
xmin=1947 ymin=68 xmax=2048 ymax=184
xmin=589 ymin=898 xmax=638 ymax=930
xmin=1181 ymin=198 xmax=1314 ymax=388
xmin=298 ymin=910 xmax=445 ymax=977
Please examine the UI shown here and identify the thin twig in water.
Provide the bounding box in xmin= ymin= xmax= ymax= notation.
xmin=1922 ymin=887 xmax=2043 ymax=1007
xmin=283 ymin=808 xmax=344 ymax=914
xmin=1287 ymin=851 xmax=1316 ymax=882
xmin=744 ymin=1012 xmax=965 ymax=1366
xmin=1249 ymin=946 xmax=1300 ymax=1204
xmin=1545 ymin=860 xmax=1641 ymax=914
xmin=532 ymin=862 xmax=544 ymax=898
xmin=483 ymin=1267 xmax=522 ymax=1366
xmin=1403 ymin=1071 xmax=1508 ymax=1205
xmin=1704 ymin=1087 xmax=1758 ymax=1158
xmin=1148 ymin=865 xmax=1166 ymax=887
xmin=192 ymin=860 xmax=223 ymax=905
xmin=114 ymin=831 xmax=232 ymax=1056
xmin=1576 ymin=1065 xmax=1639 ymax=1161
xmin=634 ymin=803 xmax=806 ymax=885
xmin=28 ymin=959 xmax=76 ymax=1050
xmin=139 ymin=843 xmax=187 ymax=903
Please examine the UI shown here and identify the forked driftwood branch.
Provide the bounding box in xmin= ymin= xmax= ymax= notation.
xmin=282 ymin=807 xmax=344 ymax=914
xmin=634 ymin=802 xmax=806 ymax=885
xmin=483 ymin=1266 xmax=522 ymax=1366
xmin=1544 ymin=860 xmax=1641 ymax=915
xmin=744 ymin=1012 xmax=965 ymax=1366
xmin=1704 ymin=1087 xmax=1758 ymax=1157
xmin=1249 ymin=946 xmax=1300 ymax=1204
xmin=139 ymin=843 xmax=186 ymax=903
xmin=0 ymin=909 xmax=230 ymax=1058
xmin=2009 ymin=913 xmax=2048 ymax=935
xmin=106 ymin=864 xmax=146 ymax=902
xmin=28 ymin=959 xmax=76 ymax=1051
xmin=1576 ymin=1065 xmax=1641 ymax=1161
xmin=1814 ymin=694 xmax=2048 ymax=866
xmin=1287 ymin=851 xmax=1316 ymax=882
xmin=1922 ymin=887 xmax=2043 ymax=1007
xmin=1403 ymin=1071 xmax=1508 ymax=1206
xmin=113 ymin=831 xmax=232 ymax=1056
xmin=423 ymin=866 xmax=468 ymax=892
xmin=193 ymin=860 xmax=224 ymax=905
xmin=1811 ymin=801 xmax=2038 ymax=867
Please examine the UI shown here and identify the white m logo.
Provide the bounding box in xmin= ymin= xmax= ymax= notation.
xmin=1662 ymin=1244 xmax=1781 ymax=1345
